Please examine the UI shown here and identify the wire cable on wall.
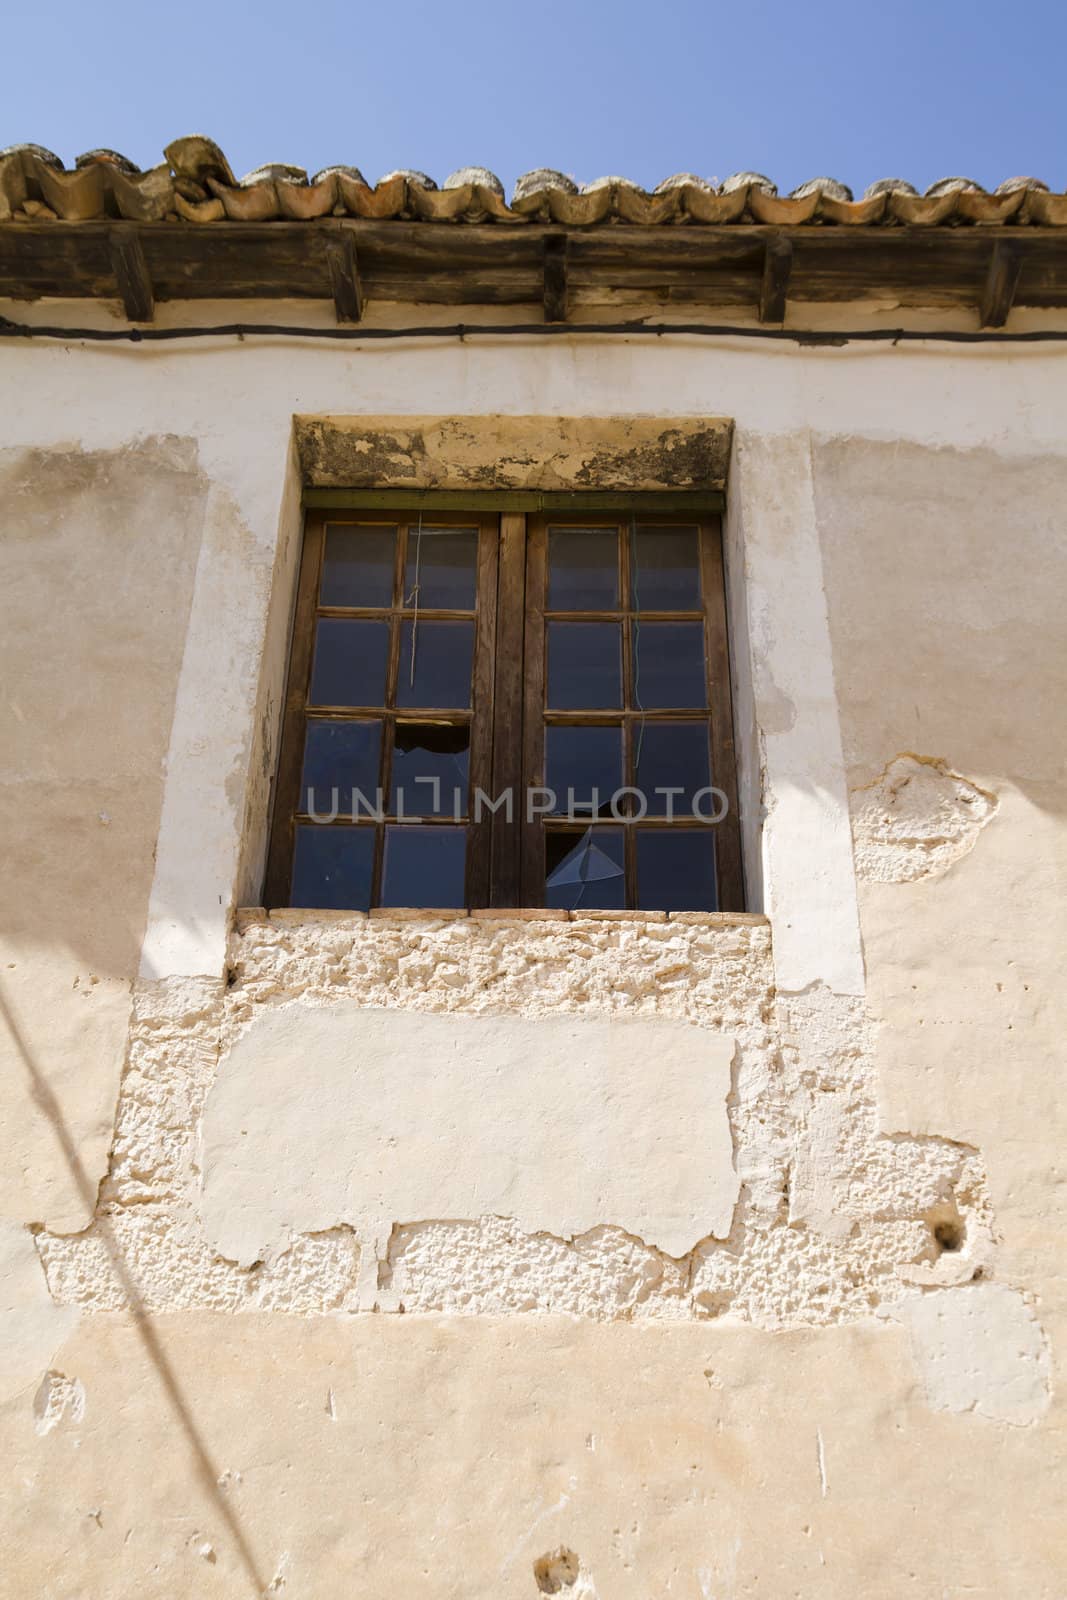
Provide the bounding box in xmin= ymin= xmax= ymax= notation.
xmin=5 ymin=316 xmax=1067 ymax=347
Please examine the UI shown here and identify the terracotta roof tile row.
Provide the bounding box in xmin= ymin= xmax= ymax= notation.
xmin=3 ymin=136 xmax=1066 ymax=227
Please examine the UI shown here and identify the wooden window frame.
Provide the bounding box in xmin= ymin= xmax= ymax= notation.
xmin=264 ymin=509 xmax=499 ymax=910
xmin=265 ymin=503 xmax=744 ymax=913
xmin=518 ymin=513 xmax=743 ymax=914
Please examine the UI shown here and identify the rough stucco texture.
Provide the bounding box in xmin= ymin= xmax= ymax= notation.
xmin=0 ymin=438 xmax=209 ymax=1232
xmin=850 ymin=754 xmax=998 ymax=882
xmin=36 ymin=913 xmax=1018 ymax=1349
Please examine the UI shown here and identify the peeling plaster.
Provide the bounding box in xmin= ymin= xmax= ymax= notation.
xmin=293 ymin=414 xmax=733 ymax=492
xmin=33 ymin=1369 xmax=86 ymax=1435
xmin=0 ymin=1220 xmax=79 ymax=1402
xmin=36 ymin=917 xmax=996 ymax=1332
xmin=200 ymin=1006 xmax=738 ymax=1274
xmin=850 ymin=755 xmax=998 ymax=883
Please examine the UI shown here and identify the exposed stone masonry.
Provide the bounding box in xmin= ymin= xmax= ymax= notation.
xmin=38 ymin=911 xmax=994 ymax=1326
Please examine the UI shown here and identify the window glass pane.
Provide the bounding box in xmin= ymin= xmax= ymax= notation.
xmin=634 ymin=621 xmax=706 ymax=709
xmin=397 ymin=620 xmax=474 ymax=709
xmin=300 ymin=719 xmax=382 ymax=818
xmin=321 ymin=524 xmax=396 ymax=604
xmin=321 ymin=525 xmax=395 ymax=608
xmin=381 ymin=825 xmax=467 ymax=908
xmin=291 ymin=824 xmax=374 ymax=910
xmin=633 ymin=526 xmax=701 ymax=610
xmin=547 ymin=622 xmax=622 ymax=709
xmin=636 ymin=830 xmax=718 ymax=911
xmin=545 ymin=827 xmax=625 ymax=911
xmin=548 ymin=528 xmax=619 ymax=610
xmin=309 ymin=618 xmax=390 ymax=707
xmin=545 ymin=725 xmax=622 ymax=817
xmin=390 ymin=723 xmax=470 ymax=818
xmin=404 ymin=528 xmax=478 ymax=610
xmin=634 ymin=722 xmax=710 ymax=816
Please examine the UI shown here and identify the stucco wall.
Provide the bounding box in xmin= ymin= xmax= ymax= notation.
xmin=0 ymin=436 xmax=210 ymax=1232
xmin=0 ymin=302 xmax=1064 ymax=1597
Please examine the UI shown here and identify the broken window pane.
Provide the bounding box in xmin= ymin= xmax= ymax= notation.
xmin=397 ymin=620 xmax=475 ymax=709
xmin=545 ymin=725 xmax=622 ymax=816
xmin=633 ymin=526 xmax=701 ymax=610
xmin=300 ymin=719 xmax=382 ymax=817
xmin=291 ymin=824 xmax=375 ymax=910
xmin=381 ymin=825 xmax=467 ymax=908
xmin=390 ymin=722 xmax=470 ymax=817
xmin=309 ymin=618 xmax=390 ymax=707
xmin=545 ymin=827 xmax=625 ymax=911
xmin=404 ymin=528 xmax=478 ymax=610
xmin=634 ymin=722 xmax=710 ymax=816
xmin=548 ymin=528 xmax=619 ymax=611
xmin=321 ymin=525 xmax=396 ymax=608
xmin=634 ymin=622 xmax=706 ymax=709
xmin=547 ymin=622 xmax=622 ymax=709
xmin=636 ymin=829 xmax=717 ymax=911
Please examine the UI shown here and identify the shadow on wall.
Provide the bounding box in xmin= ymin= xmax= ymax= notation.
xmin=0 ymin=437 xmax=280 ymax=1589
xmin=812 ymin=435 xmax=1067 ymax=817
xmin=0 ymin=435 xmax=210 ymax=976
xmin=0 ymin=983 xmax=269 ymax=1596
xmin=0 ymin=438 xmax=211 ymax=1232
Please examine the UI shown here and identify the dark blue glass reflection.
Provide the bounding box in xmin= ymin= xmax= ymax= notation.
xmin=300 ymin=719 xmax=382 ymax=818
xmin=634 ymin=622 xmax=706 ymax=709
xmin=634 ymin=722 xmax=710 ymax=815
xmin=321 ymin=525 xmax=395 ymax=608
xmin=309 ymin=618 xmax=390 ymax=707
xmin=633 ymin=527 xmax=701 ymax=610
xmin=397 ymin=621 xmax=474 ymax=709
xmin=636 ymin=830 xmax=718 ymax=911
xmin=548 ymin=528 xmax=619 ymax=610
xmin=545 ymin=725 xmax=622 ymax=816
xmin=291 ymin=825 xmax=375 ymax=910
xmin=381 ymin=825 xmax=467 ymax=907
xmin=403 ymin=529 xmax=478 ymax=610
xmin=546 ymin=622 xmax=622 ymax=709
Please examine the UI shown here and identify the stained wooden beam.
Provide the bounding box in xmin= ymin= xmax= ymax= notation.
xmin=759 ymin=235 xmax=793 ymax=323
xmin=979 ymin=239 xmax=1022 ymax=328
xmin=304 ymin=488 xmax=726 ymax=512
xmin=543 ymin=233 xmax=569 ymax=322
xmin=108 ymin=226 xmax=154 ymax=322
xmin=3 ymin=221 xmax=1067 ymax=315
xmin=323 ymin=232 xmax=364 ymax=323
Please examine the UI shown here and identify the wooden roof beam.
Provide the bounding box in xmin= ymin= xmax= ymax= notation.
xmin=759 ymin=235 xmax=793 ymax=324
xmin=979 ymin=239 xmax=1022 ymax=328
xmin=543 ymin=233 xmax=569 ymax=323
xmin=108 ymin=226 xmax=154 ymax=322
xmin=323 ymin=232 xmax=364 ymax=323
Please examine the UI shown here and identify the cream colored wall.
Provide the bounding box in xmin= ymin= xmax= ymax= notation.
xmin=0 ymin=437 xmax=209 ymax=1232
xmin=0 ymin=301 xmax=1064 ymax=1598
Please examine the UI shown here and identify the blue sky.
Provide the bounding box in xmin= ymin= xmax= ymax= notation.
xmin=3 ymin=0 xmax=1063 ymax=197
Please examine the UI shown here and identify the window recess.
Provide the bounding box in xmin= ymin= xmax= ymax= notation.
xmin=265 ymin=503 xmax=743 ymax=914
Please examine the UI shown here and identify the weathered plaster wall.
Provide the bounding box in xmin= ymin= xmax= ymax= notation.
xmin=0 ymin=436 xmax=209 ymax=1232
xmin=815 ymin=434 xmax=1067 ymax=1403
xmin=1 ymin=308 xmax=1065 ymax=1596
xmin=38 ymin=913 xmax=1002 ymax=1338
xmin=4 ymin=1313 xmax=1064 ymax=1600
xmin=295 ymin=412 xmax=732 ymax=491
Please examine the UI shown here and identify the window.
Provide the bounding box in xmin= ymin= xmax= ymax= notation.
xmin=265 ymin=507 xmax=743 ymax=913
